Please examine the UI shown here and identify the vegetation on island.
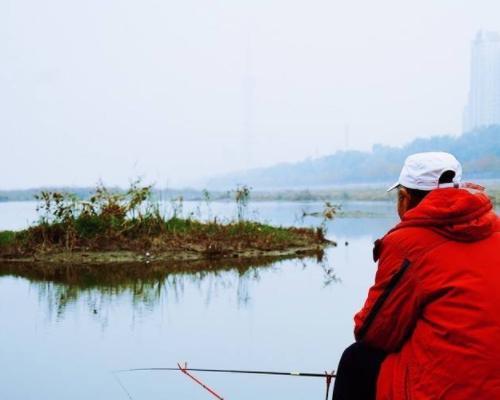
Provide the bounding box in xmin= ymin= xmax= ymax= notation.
xmin=0 ymin=182 xmax=331 ymax=264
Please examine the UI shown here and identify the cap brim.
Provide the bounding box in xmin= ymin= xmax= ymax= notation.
xmin=386 ymin=182 xmax=400 ymax=192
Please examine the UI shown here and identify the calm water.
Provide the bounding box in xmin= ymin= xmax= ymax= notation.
xmin=0 ymin=200 xmax=397 ymax=400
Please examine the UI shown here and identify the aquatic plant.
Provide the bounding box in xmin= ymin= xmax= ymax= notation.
xmin=233 ymin=184 xmax=251 ymax=221
xmin=202 ymin=189 xmax=213 ymax=220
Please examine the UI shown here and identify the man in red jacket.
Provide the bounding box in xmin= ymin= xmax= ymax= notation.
xmin=332 ymin=152 xmax=500 ymax=400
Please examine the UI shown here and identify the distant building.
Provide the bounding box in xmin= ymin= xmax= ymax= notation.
xmin=463 ymin=30 xmax=500 ymax=132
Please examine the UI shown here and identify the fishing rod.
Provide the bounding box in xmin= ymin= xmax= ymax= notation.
xmin=114 ymin=362 xmax=336 ymax=400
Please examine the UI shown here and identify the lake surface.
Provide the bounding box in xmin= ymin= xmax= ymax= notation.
xmin=0 ymin=200 xmax=398 ymax=400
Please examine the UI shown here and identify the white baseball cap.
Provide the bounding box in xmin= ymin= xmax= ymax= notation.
xmin=387 ymin=152 xmax=462 ymax=192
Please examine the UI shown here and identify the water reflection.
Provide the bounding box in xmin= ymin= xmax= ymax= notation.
xmin=0 ymin=251 xmax=335 ymax=321
xmin=0 ymin=201 xmax=391 ymax=400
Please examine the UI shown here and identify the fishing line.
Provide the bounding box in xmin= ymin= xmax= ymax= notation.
xmin=112 ymin=371 xmax=135 ymax=400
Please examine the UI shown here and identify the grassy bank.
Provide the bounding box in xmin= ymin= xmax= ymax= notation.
xmin=0 ymin=183 xmax=331 ymax=264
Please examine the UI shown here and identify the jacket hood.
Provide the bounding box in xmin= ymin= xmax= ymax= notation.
xmin=392 ymin=188 xmax=498 ymax=242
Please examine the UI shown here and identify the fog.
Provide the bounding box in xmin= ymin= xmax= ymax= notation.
xmin=1 ymin=0 xmax=499 ymax=188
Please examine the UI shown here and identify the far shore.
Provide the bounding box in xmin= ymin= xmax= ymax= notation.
xmin=1 ymin=184 xmax=498 ymax=204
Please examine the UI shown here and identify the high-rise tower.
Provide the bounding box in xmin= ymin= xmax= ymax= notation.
xmin=463 ymin=31 xmax=500 ymax=132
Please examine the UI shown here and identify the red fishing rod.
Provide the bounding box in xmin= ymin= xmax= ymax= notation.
xmin=114 ymin=362 xmax=336 ymax=400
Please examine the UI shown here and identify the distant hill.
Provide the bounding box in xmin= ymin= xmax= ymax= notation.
xmin=2 ymin=126 xmax=499 ymax=202
xmin=207 ymin=125 xmax=500 ymax=189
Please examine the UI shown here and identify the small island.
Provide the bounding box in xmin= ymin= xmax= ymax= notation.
xmin=0 ymin=183 xmax=333 ymax=265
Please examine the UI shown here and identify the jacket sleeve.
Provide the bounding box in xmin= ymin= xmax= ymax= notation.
xmin=354 ymin=237 xmax=421 ymax=352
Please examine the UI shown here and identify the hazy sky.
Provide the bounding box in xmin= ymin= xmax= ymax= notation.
xmin=1 ymin=0 xmax=499 ymax=189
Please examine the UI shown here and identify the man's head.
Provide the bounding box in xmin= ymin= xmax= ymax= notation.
xmin=388 ymin=152 xmax=462 ymax=219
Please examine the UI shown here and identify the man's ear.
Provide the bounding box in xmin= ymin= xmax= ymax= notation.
xmin=397 ymin=186 xmax=411 ymax=219
xmin=398 ymin=187 xmax=410 ymax=202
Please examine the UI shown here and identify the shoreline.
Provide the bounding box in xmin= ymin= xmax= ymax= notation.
xmin=0 ymin=243 xmax=330 ymax=265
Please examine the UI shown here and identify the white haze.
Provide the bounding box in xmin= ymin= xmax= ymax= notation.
xmin=1 ymin=0 xmax=499 ymax=189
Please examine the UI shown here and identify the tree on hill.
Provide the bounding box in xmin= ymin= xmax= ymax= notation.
xmin=207 ymin=125 xmax=500 ymax=188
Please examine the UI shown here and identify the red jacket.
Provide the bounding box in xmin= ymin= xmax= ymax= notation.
xmin=354 ymin=188 xmax=500 ymax=399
